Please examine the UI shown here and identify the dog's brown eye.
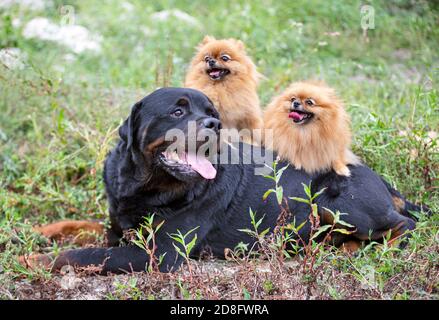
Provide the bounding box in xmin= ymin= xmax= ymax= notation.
xmin=221 ymin=55 xmax=230 ymax=62
xmin=305 ymin=99 xmax=314 ymax=106
xmin=291 ymin=97 xmax=296 ymax=102
xmin=171 ymin=108 xmax=184 ymax=118
xmin=204 ymin=56 xmax=210 ymax=62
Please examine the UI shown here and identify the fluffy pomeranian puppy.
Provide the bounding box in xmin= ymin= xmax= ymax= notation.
xmin=264 ymin=81 xmax=360 ymax=176
xmin=185 ymin=36 xmax=263 ymax=144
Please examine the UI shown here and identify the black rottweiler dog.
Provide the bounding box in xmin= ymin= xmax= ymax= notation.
xmin=51 ymin=88 xmax=424 ymax=274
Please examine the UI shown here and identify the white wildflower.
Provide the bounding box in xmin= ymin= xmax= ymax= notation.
xmin=140 ymin=26 xmax=154 ymax=37
xmin=22 ymin=17 xmax=59 ymax=41
xmin=121 ymin=1 xmax=134 ymax=12
xmin=63 ymin=53 xmax=76 ymax=62
xmin=133 ymin=43 xmax=144 ymax=54
xmin=172 ymin=56 xmax=183 ymax=65
xmin=288 ymin=20 xmax=303 ymax=34
xmin=57 ymin=25 xmax=102 ymax=54
xmin=53 ymin=64 xmax=65 ymax=73
xmin=12 ymin=18 xmax=21 ymax=28
xmin=151 ymin=9 xmax=200 ymax=28
xmin=22 ymin=17 xmax=102 ymax=54
xmin=324 ymin=31 xmax=341 ymax=37
xmin=267 ymin=7 xmax=276 ymax=16
xmin=0 ymin=0 xmax=50 ymax=11
xmin=0 ymin=47 xmax=25 ymax=69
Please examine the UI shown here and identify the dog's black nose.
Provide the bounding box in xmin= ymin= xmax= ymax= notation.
xmin=293 ymin=100 xmax=302 ymax=109
xmin=208 ymin=59 xmax=216 ymax=67
xmin=201 ymin=118 xmax=222 ymax=132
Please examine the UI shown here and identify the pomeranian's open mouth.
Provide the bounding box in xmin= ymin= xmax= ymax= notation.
xmin=288 ymin=110 xmax=314 ymax=124
xmin=206 ymin=67 xmax=230 ymax=80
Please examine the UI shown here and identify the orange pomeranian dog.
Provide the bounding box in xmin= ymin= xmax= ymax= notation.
xmin=185 ymin=35 xmax=263 ymax=144
xmin=264 ymin=81 xmax=360 ymax=176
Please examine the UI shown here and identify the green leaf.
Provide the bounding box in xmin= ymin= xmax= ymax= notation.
xmin=311 ymin=187 xmax=327 ymax=201
xmin=289 ymin=196 xmax=309 ymax=204
xmin=169 ymin=233 xmax=185 ymax=245
xmin=186 ymin=234 xmax=198 ymax=255
xmin=172 ymin=243 xmax=185 ymax=258
xmin=255 ymin=216 xmax=264 ymax=229
xmin=333 ymin=228 xmax=354 ymax=235
xmin=336 ymin=219 xmax=355 ymax=228
xmin=262 ymin=189 xmax=275 ymax=201
xmin=302 ymin=182 xmax=312 ymax=199
xmin=155 ymin=220 xmax=165 ymax=232
xmin=249 ymin=208 xmax=256 ymax=221
xmin=296 ymin=220 xmax=307 ymax=232
xmin=238 ymin=228 xmax=256 ymax=237
xmin=276 ymin=164 xmax=289 ymax=179
xmin=260 ymin=228 xmax=270 ymax=237
xmin=184 ymin=226 xmax=200 ymax=238
xmin=276 ymin=186 xmax=283 ymax=204
xmin=159 ymin=253 xmax=166 ymax=265
xmin=310 ymin=225 xmax=331 ymax=240
xmin=262 ymin=175 xmax=276 ymax=181
xmin=242 ymin=288 xmax=251 ymax=300
xmin=311 ymin=203 xmax=318 ymax=218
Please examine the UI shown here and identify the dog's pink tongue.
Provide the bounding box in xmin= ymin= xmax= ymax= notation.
xmin=289 ymin=111 xmax=304 ymax=121
xmin=210 ymin=70 xmax=220 ymax=77
xmin=186 ymin=153 xmax=217 ymax=179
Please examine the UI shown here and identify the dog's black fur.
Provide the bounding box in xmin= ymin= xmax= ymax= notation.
xmin=53 ymin=88 xmax=424 ymax=274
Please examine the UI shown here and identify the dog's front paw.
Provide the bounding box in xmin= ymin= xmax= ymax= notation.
xmin=18 ymin=253 xmax=54 ymax=270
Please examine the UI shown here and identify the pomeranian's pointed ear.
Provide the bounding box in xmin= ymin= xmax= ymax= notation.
xmin=201 ymin=35 xmax=216 ymax=45
xmin=230 ymin=39 xmax=245 ymax=50
xmin=119 ymin=101 xmax=142 ymax=150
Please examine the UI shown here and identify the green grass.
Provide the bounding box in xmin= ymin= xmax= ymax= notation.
xmin=0 ymin=0 xmax=438 ymax=299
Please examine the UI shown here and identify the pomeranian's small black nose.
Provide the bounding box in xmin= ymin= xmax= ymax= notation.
xmin=208 ymin=59 xmax=216 ymax=67
xmin=293 ymin=100 xmax=302 ymax=109
xmin=201 ymin=117 xmax=222 ymax=132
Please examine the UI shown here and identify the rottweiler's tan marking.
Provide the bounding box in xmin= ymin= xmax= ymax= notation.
xmin=392 ymin=195 xmax=406 ymax=214
xmin=34 ymin=220 xmax=104 ymax=245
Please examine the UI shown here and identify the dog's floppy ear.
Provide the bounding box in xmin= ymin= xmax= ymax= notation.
xmin=119 ymin=101 xmax=142 ymax=150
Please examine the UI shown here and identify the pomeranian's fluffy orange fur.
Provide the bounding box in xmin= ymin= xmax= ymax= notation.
xmin=185 ymin=36 xmax=263 ymax=144
xmin=264 ymin=81 xmax=360 ymax=176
